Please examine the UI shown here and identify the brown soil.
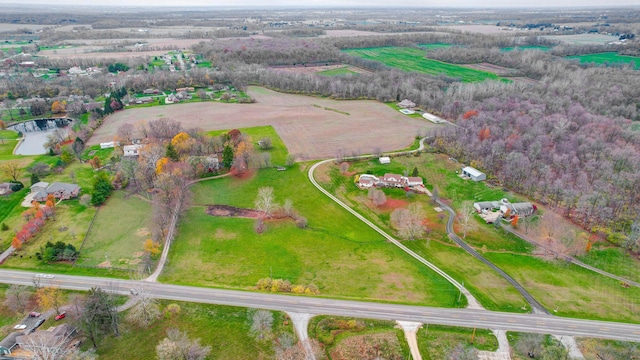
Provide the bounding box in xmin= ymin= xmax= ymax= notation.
xmin=88 ymin=87 xmax=434 ymax=161
xmin=206 ymin=205 xmax=263 ymax=219
xmin=379 ymin=198 xmax=410 ymax=211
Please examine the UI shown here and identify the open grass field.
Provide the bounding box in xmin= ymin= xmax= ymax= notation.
xmin=501 ymin=45 xmax=551 ymax=52
xmin=89 ymin=86 xmax=434 ymax=161
xmin=96 ymin=300 xmax=292 ymax=360
xmin=162 ymin=162 xmax=462 ymax=306
xmin=418 ymin=43 xmax=456 ymax=50
xmin=207 ymin=125 xmax=288 ymax=166
xmin=462 ymin=62 xmax=518 ymax=77
xmin=567 ymin=52 xmax=640 ymax=69
xmin=417 ymin=324 xmax=498 ymax=359
xmin=577 ymin=247 xmax=640 ymax=283
xmin=76 ymin=191 xmax=152 ymax=271
xmin=271 ymin=64 xmax=370 ymax=76
xmin=541 ymin=34 xmax=619 ymax=45
xmin=484 ymin=252 xmax=640 ymax=323
xmin=317 ymin=66 xmax=360 ymax=76
xmin=343 ymin=47 xmax=505 ymax=82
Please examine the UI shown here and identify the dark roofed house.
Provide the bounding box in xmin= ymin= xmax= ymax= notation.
xmin=32 ymin=182 xmax=80 ymax=202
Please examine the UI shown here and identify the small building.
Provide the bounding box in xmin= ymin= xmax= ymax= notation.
xmin=123 ymin=144 xmax=143 ymax=157
xmin=357 ymin=174 xmax=379 ymax=189
xmin=100 ymin=141 xmax=118 ymax=149
xmin=379 ymin=156 xmax=391 ymax=165
xmin=462 ymin=166 xmax=486 ymax=182
xmin=422 ymin=112 xmax=446 ymax=124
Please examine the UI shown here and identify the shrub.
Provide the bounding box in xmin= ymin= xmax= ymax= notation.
xmin=1 ymin=223 xmax=8 ymax=231
xmin=9 ymin=181 xmax=23 ymax=192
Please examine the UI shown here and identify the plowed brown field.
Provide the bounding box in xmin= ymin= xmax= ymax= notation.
xmin=88 ymin=86 xmax=435 ymax=160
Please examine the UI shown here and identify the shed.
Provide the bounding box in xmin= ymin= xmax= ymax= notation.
xmin=462 ymin=166 xmax=486 ymax=182
xmin=379 ymin=156 xmax=391 ymax=165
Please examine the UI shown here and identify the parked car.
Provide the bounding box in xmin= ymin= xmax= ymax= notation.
xmin=35 ymin=274 xmax=55 ymax=279
xmin=13 ymin=324 xmax=27 ymax=330
xmin=29 ymin=311 xmax=41 ymax=317
xmin=55 ymin=312 xmax=66 ymax=321
xmin=34 ymin=319 xmax=45 ymax=328
xmin=130 ymin=288 xmax=138 ymax=296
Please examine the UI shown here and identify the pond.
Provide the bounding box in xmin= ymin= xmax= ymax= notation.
xmin=13 ymin=127 xmax=69 ymax=155
xmin=10 ymin=118 xmax=72 ymax=155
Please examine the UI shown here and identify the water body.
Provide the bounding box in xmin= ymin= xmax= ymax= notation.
xmin=10 ymin=118 xmax=72 ymax=155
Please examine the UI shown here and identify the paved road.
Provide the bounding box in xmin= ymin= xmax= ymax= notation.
xmin=1 ymin=269 xmax=639 ymax=342
xmin=435 ymin=199 xmax=550 ymax=315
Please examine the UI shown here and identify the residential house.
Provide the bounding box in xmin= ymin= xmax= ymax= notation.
xmin=405 ymin=177 xmax=423 ymax=187
xmin=123 ymin=144 xmax=143 ymax=157
xmin=143 ymin=88 xmax=160 ymax=95
xmin=380 ymin=173 xmax=404 ymax=188
xmin=176 ymin=87 xmax=195 ymax=92
xmin=32 ymin=182 xmax=80 ymax=202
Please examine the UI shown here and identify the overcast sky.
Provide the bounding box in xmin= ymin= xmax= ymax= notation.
xmin=2 ymin=0 xmax=639 ymax=8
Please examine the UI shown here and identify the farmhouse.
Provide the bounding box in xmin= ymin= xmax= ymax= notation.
xmin=379 ymin=156 xmax=391 ymax=164
xmin=462 ymin=166 xmax=486 ymax=182
xmin=123 ymin=144 xmax=143 ymax=156
xmin=380 ymin=173 xmax=405 ymax=188
xmin=31 ymin=182 xmax=80 ymax=201
xmin=356 ymin=173 xmax=424 ymax=189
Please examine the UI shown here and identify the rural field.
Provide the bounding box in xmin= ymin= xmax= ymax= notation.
xmin=342 ymin=47 xmax=505 ymax=82
xmin=89 ymin=86 xmax=434 ymax=160
xmin=541 ymin=33 xmax=619 ymax=45
xmin=567 ymin=52 xmax=640 ymax=69
xmin=271 ymin=64 xmax=370 ymax=76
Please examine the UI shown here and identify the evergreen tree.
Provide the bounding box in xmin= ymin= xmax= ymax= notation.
xmin=222 ymin=145 xmax=234 ymax=168
xmin=91 ymin=172 xmax=113 ymax=206
xmin=166 ymin=143 xmax=179 ymax=161
xmin=30 ymin=173 xmax=40 ymax=186
xmin=103 ymin=97 xmax=113 ymax=115
xmin=411 ymin=167 xmax=419 ymax=177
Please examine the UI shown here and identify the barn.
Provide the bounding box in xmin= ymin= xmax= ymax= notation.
xmin=462 ymin=166 xmax=486 ymax=182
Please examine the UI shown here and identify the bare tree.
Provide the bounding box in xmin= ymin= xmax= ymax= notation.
xmin=516 ymin=333 xmax=544 ymax=359
xmin=255 ymin=187 xmax=277 ymax=219
xmin=283 ymin=199 xmax=294 ymax=217
xmin=156 ymin=328 xmax=211 ymax=360
xmin=259 ymin=137 xmax=272 ymax=150
xmin=339 ymin=162 xmax=349 ymax=174
xmin=4 ymin=284 xmax=33 ymax=314
xmin=116 ymin=123 xmax=134 ymax=144
xmin=1 ymin=161 xmax=21 ymax=182
xmin=391 ymin=204 xmax=426 ymax=240
xmin=276 ymin=338 xmax=327 ymax=360
xmin=458 ymin=201 xmax=475 ymax=239
xmin=20 ymin=329 xmax=76 ymax=360
xmin=368 ymin=188 xmax=387 ymax=206
xmin=249 ymin=309 xmax=273 ymax=341
xmin=125 ymin=283 xmax=160 ymax=328
xmin=449 ymin=343 xmax=478 ymax=360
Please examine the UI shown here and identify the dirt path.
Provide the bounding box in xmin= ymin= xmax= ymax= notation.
xmin=397 ymin=321 xmax=422 ymax=360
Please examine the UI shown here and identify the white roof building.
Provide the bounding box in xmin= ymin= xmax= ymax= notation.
xmin=123 ymin=144 xmax=143 ymax=157
xmin=379 ymin=156 xmax=391 ymax=164
xmin=462 ymin=166 xmax=486 ymax=182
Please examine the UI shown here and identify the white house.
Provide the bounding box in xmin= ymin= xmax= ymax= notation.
xmin=405 ymin=177 xmax=423 ymax=187
xmin=379 ymin=156 xmax=391 ymax=165
xmin=357 ymin=174 xmax=379 ymax=188
xmin=123 ymin=144 xmax=143 ymax=157
xmin=381 ymin=173 xmax=404 ymax=188
xmin=462 ymin=166 xmax=486 ymax=182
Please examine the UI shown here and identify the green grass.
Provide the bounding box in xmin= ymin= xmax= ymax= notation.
xmin=417 ymin=324 xmax=497 ymax=359
xmin=95 ymin=301 xmax=292 ymax=360
xmin=501 ymin=45 xmax=551 ymax=52
xmin=577 ymin=247 xmax=640 ymax=283
xmin=196 ymin=60 xmax=212 ymax=68
xmin=150 ymin=59 xmax=166 ymax=67
xmin=309 ymin=315 xmax=409 ymax=358
xmin=207 ymin=125 xmax=288 ymax=166
xmin=162 ymin=160 xmax=462 ymax=306
xmin=317 ymin=66 xmax=359 ymax=76
xmin=0 ymin=188 xmax=28 ymax=247
xmin=418 ymin=43 xmax=456 ymax=50
xmin=76 ymin=191 xmax=152 ymax=270
xmin=343 ymin=47 xmax=505 ymax=82
xmin=567 ymin=52 xmax=640 ymax=69
xmin=484 ymin=252 xmax=640 ymax=323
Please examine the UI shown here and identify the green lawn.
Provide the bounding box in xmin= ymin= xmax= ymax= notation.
xmin=343 ymin=47 xmax=505 ymax=82
xmin=485 ymin=252 xmax=640 ymax=323
xmin=418 ymin=43 xmax=456 ymax=50
xmin=162 ymin=161 xmax=462 ymax=306
xmin=76 ymin=191 xmax=152 ymax=270
xmin=501 ymin=45 xmax=551 ymax=52
xmin=207 ymin=125 xmax=288 ymax=166
xmin=577 ymin=246 xmax=640 ymax=283
xmin=417 ymin=324 xmax=497 ymax=359
xmin=317 ymin=66 xmax=359 ymax=76
xmin=96 ymin=301 xmax=292 ymax=360
xmin=567 ymin=52 xmax=640 ymax=69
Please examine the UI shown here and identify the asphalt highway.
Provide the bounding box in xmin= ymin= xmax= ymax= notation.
xmin=1 ymin=269 xmax=639 ymax=342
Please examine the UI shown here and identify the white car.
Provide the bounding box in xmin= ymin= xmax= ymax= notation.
xmin=13 ymin=324 xmax=27 ymax=330
xmin=35 ymin=274 xmax=55 ymax=279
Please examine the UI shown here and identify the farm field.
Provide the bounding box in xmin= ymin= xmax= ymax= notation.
xmin=541 ymin=33 xmax=619 ymax=45
xmin=342 ymin=47 xmax=505 ymax=82
xmin=95 ymin=300 xmax=292 ymax=360
xmin=501 ymin=45 xmax=551 ymax=51
xmin=89 ymin=86 xmax=434 ymax=161
xmin=462 ymin=62 xmax=518 ymax=76
xmin=419 ymin=43 xmax=456 ymax=50
xmin=271 ymin=64 xmax=370 ymax=76
xmin=566 ymin=52 xmax=640 ymax=69
xmin=75 ymin=191 xmax=153 ymax=271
